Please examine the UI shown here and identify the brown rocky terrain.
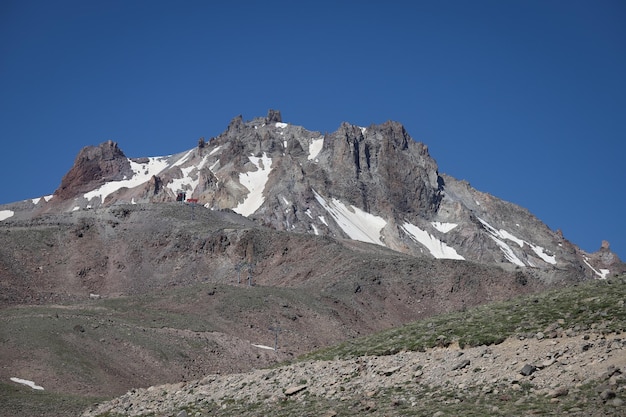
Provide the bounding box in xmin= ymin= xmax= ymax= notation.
xmin=0 ymin=203 xmax=552 ymax=401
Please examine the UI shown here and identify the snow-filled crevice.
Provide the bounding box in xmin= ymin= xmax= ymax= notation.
xmin=313 ymin=190 xmax=386 ymax=246
xmin=401 ymin=222 xmax=465 ymax=260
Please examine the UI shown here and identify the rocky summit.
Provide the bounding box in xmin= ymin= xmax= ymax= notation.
xmin=0 ymin=111 xmax=624 ymax=417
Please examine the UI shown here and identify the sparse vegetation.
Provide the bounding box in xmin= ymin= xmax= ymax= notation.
xmin=75 ymin=275 xmax=626 ymax=417
xmin=301 ymin=276 xmax=626 ymax=361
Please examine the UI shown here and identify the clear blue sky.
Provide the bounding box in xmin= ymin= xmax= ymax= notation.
xmin=1 ymin=0 xmax=624 ymax=258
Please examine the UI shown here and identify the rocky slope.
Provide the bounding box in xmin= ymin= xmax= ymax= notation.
xmin=82 ymin=330 xmax=626 ymax=417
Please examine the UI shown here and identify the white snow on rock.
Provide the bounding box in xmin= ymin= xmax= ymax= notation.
xmin=251 ymin=344 xmax=275 ymax=350
xmin=431 ymin=222 xmax=458 ymax=233
xmin=84 ymin=156 xmax=170 ymax=203
xmin=308 ymin=137 xmax=324 ymax=161
xmin=529 ymin=243 xmax=557 ymax=265
xmin=498 ymin=229 xmax=525 ymax=248
xmin=209 ymin=145 xmax=222 ymax=156
xmin=166 ymin=154 xmax=210 ymax=197
xmin=313 ymin=190 xmax=386 ymax=246
xmin=478 ymin=218 xmax=525 ymax=266
xmin=233 ymin=153 xmax=273 ymax=217
xmin=0 ymin=210 xmax=14 ymax=221
xmin=401 ymin=222 xmax=465 ymax=260
xmin=582 ymin=256 xmax=610 ymax=279
xmin=10 ymin=377 xmax=44 ymax=390
xmin=477 ymin=218 xmax=556 ymax=266
xmin=31 ymin=195 xmax=53 ymax=204
xmin=171 ymin=149 xmax=194 ymax=168
xmin=275 ymin=122 xmax=288 ymax=129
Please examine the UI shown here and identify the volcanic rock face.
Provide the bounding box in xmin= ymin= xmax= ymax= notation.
xmin=54 ymin=140 xmax=132 ymax=200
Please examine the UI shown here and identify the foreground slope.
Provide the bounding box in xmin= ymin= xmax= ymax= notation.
xmin=82 ymin=277 xmax=626 ymax=417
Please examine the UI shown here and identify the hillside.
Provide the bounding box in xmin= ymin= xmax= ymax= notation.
xmin=81 ymin=277 xmax=626 ymax=417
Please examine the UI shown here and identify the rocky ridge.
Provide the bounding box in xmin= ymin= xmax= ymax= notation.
xmin=4 ymin=110 xmax=622 ymax=281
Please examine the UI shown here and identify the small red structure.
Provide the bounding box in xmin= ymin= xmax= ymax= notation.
xmin=186 ymin=198 xmax=198 ymax=203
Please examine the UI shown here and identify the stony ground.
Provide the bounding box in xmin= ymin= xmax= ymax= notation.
xmin=83 ymin=328 xmax=625 ymax=416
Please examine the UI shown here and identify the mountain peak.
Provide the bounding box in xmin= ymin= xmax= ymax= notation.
xmin=54 ymin=140 xmax=131 ymax=200
xmin=3 ymin=113 xmax=623 ymax=280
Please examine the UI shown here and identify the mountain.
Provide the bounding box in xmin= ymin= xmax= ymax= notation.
xmin=2 ymin=110 xmax=622 ymax=280
xmin=0 ymin=111 xmax=624 ymax=415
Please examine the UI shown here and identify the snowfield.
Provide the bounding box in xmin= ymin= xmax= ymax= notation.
xmin=308 ymin=137 xmax=324 ymax=161
xmin=431 ymin=222 xmax=458 ymax=233
xmin=10 ymin=377 xmax=44 ymax=390
xmin=0 ymin=210 xmax=14 ymax=221
xmin=233 ymin=153 xmax=273 ymax=217
xmin=313 ymin=190 xmax=386 ymax=246
xmin=478 ymin=217 xmax=557 ymax=266
xmin=401 ymin=222 xmax=465 ymax=260
xmin=84 ymin=156 xmax=170 ymax=203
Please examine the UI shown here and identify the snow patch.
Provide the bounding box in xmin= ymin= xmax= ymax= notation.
xmin=10 ymin=377 xmax=44 ymax=390
xmin=529 ymin=243 xmax=557 ymax=265
xmin=477 ymin=218 xmax=556 ymax=266
xmin=313 ymin=190 xmax=386 ymax=246
xmin=171 ymin=149 xmax=194 ymax=167
xmin=319 ymin=216 xmax=328 ymax=226
xmin=401 ymin=222 xmax=465 ymax=260
xmin=582 ymin=257 xmax=610 ymax=279
xmin=167 ymin=161 xmax=203 ymax=196
xmin=478 ymin=218 xmax=525 ymax=266
xmin=32 ymin=194 xmax=53 ymax=204
xmin=84 ymin=157 xmax=170 ymax=203
xmin=275 ymin=122 xmax=288 ymax=129
xmin=251 ymin=344 xmax=275 ymax=351
xmin=311 ymin=224 xmax=319 ymax=235
xmin=431 ymin=222 xmax=458 ymax=233
xmin=233 ymin=153 xmax=273 ymax=217
xmin=0 ymin=210 xmax=15 ymax=221
xmin=498 ymin=229 xmax=525 ymax=248
xmin=308 ymin=137 xmax=324 ymax=161
xmin=305 ymin=209 xmax=313 ymax=219
xmin=209 ymin=145 xmax=222 ymax=156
